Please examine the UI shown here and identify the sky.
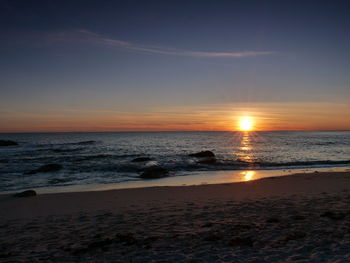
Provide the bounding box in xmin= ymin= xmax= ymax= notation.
xmin=0 ymin=0 xmax=349 ymax=132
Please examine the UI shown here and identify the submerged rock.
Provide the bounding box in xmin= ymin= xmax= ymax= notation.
xmin=140 ymin=166 xmax=169 ymax=179
xmin=189 ymin=151 xmax=215 ymax=158
xmin=25 ymin=164 xmax=63 ymax=175
xmin=131 ymin=157 xmax=152 ymax=162
xmin=13 ymin=190 xmax=37 ymax=197
xmin=0 ymin=140 xmax=18 ymax=146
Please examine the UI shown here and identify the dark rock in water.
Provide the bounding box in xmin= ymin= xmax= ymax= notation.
xmin=190 ymin=151 xmax=216 ymax=164
xmin=189 ymin=151 xmax=215 ymax=158
xmin=0 ymin=140 xmax=18 ymax=146
xmin=140 ymin=166 xmax=169 ymax=179
xmin=26 ymin=163 xmax=63 ymax=175
xmin=197 ymin=157 xmax=217 ymax=164
xmin=131 ymin=157 xmax=152 ymax=162
xmin=14 ymin=190 xmax=37 ymax=197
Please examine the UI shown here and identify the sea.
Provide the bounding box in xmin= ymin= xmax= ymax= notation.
xmin=0 ymin=131 xmax=349 ymax=193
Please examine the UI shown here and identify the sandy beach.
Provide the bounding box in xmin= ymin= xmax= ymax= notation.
xmin=1 ymin=171 xmax=350 ymax=262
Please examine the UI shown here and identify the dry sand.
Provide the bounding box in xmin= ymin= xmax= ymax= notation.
xmin=1 ymin=171 xmax=350 ymax=262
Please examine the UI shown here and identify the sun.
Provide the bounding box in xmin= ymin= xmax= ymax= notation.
xmin=239 ymin=116 xmax=254 ymax=131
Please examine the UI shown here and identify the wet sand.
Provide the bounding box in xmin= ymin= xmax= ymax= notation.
xmin=1 ymin=171 xmax=350 ymax=262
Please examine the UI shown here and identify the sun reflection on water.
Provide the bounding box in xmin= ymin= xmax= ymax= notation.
xmin=237 ymin=132 xmax=254 ymax=162
xmin=240 ymin=170 xmax=255 ymax=181
xmin=239 ymin=132 xmax=252 ymax=151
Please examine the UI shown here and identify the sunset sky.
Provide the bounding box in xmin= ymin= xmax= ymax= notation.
xmin=0 ymin=0 xmax=349 ymax=132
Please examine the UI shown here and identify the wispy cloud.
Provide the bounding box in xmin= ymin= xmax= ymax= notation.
xmin=47 ymin=29 xmax=274 ymax=58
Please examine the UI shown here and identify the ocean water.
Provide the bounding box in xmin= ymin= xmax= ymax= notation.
xmin=0 ymin=131 xmax=349 ymax=193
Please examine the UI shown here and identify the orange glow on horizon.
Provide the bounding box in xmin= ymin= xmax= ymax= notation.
xmin=0 ymin=102 xmax=349 ymax=132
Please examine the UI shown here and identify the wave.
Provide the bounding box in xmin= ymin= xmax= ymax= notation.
xmin=50 ymin=148 xmax=84 ymax=153
xmin=59 ymin=140 xmax=97 ymax=146
xmin=94 ymin=159 xmax=350 ymax=173
xmin=10 ymin=155 xmax=350 ymax=173
xmin=72 ymin=154 xmax=141 ymax=162
xmin=157 ymin=159 xmax=350 ymax=172
xmin=36 ymin=140 xmax=97 ymax=148
xmin=14 ymin=153 xmax=141 ymax=162
xmin=71 ymin=140 xmax=96 ymax=145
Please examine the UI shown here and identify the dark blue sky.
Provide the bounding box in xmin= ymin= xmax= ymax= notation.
xmin=1 ymin=0 xmax=349 ymax=131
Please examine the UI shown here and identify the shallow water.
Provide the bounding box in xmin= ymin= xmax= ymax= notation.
xmin=0 ymin=131 xmax=349 ymax=192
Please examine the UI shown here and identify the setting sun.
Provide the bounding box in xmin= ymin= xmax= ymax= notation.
xmin=239 ymin=116 xmax=254 ymax=131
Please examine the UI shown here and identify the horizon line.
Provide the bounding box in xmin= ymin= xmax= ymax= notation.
xmin=1 ymin=129 xmax=349 ymax=134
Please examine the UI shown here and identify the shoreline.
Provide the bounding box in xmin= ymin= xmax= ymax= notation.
xmin=1 ymin=171 xmax=350 ymax=262
xmin=2 ymin=166 xmax=350 ymax=195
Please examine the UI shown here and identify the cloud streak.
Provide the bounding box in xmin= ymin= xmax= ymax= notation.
xmin=49 ymin=29 xmax=274 ymax=58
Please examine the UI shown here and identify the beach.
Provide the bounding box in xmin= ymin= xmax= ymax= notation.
xmin=2 ymin=0 xmax=350 ymax=262
xmin=1 ymin=171 xmax=350 ymax=262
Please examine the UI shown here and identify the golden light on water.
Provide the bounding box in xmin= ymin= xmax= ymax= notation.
xmin=239 ymin=116 xmax=254 ymax=131
xmin=241 ymin=171 xmax=255 ymax=181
